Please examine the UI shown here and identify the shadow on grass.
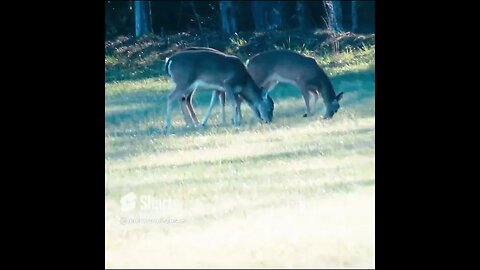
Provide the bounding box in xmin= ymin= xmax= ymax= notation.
xmin=106 ymin=90 xmax=165 ymax=107
xmin=106 ymin=105 xmax=160 ymax=126
xmin=108 ymin=131 xmax=374 ymax=169
xmin=106 ymin=124 xmax=374 ymax=161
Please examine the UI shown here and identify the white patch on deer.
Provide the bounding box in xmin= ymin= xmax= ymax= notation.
xmin=167 ymin=58 xmax=173 ymax=78
xmin=265 ymin=73 xmax=300 ymax=89
xmin=188 ymin=80 xmax=226 ymax=92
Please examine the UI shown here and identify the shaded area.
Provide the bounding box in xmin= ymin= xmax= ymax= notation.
xmin=108 ymin=135 xmax=374 ymax=174
xmin=106 ymin=124 xmax=374 ymax=161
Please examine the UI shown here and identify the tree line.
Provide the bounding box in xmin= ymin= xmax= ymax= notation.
xmin=105 ymin=1 xmax=375 ymax=40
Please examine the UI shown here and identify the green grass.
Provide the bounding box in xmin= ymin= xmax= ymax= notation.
xmin=316 ymin=45 xmax=375 ymax=76
xmin=105 ymin=47 xmax=375 ymax=268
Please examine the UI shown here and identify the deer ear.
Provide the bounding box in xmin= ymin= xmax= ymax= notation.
xmin=336 ymin=92 xmax=344 ymax=101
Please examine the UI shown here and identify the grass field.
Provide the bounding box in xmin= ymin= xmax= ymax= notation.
xmin=105 ymin=45 xmax=375 ymax=268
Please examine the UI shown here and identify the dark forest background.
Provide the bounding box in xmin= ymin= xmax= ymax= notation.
xmin=105 ymin=1 xmax=374 ymax=40
xmin=105 ymin=1 xmax=375 ymax=82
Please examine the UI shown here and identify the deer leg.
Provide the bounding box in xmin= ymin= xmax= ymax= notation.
xmin=234 ymin=94 xmax=243 ymax=124
xmin=226 ymin=87 xmax=241 ymax=126
xmin=300 ymin=86 xmax=312 ymax=117
xmin=185 ymin=91 xmax=200 ymax=126
xmin=201 ymin=90 xmax=220 ymax=127
xmin=232 ymin=95 xmax=242 ymax=124
xmin=226 ymin=93 xmax=243 ymax=125
xmin=219 ymin=91 xmax=227 ymax=125
xmin=178 ymin=90 xmax=197 ymax=127
xmin=311 ymin=89 xmax=320 ymax=115
xmin=218 ymin=91 xmax=242 ymax=125
xmin=178 ymin=97 xmax=194 ymax=127
xmin=165 ymin=85 xmax=190 ymax=133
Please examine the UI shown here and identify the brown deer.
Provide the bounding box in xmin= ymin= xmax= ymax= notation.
xmin=173 ymin=47 xmax=243 ymax=126
xmin=163 ymin=49 xmax=274 ymax=133
xmin=188 ymin=49 xmax=344 ymax=126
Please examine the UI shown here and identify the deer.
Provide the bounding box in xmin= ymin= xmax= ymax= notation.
xmin=172 ymin=47 xmax=244 ymax=126
xmin=163 ymin=49 xmax=274 ymax=133
xmin=197 ymin=49 xmax=344 ymax=126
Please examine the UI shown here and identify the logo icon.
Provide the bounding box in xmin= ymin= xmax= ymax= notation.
xmin=120 ymin=192 xmax=137 ymax=212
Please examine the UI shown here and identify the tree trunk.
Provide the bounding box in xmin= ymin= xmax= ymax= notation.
xmin=296 ymin=1 xmax=308 ymax=29
xmin=190 ymin=1 xmax=209 ymax=47
xmin=251 ymin=1 xmax=284 ymax=31
xmin=332 ymin=1 xmax=343 ymax=30
xmin=351 ymin=0 xmax=358 ymax=32
xmin=251 ymin=1 xmax=266 ymax=31
xmin=324 ymin=0 xmax=343 ymax=32
xmin=268 ymin=1 xmax=284 ymax=30
xmin=134 ymin=1 xmax=152 ymax=37
xmin=219 ymin=1 xmax=238 ymax=35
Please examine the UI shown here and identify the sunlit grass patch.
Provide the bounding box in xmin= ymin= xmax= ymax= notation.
xmin=105 ymin=43 xmax=375 ymax=268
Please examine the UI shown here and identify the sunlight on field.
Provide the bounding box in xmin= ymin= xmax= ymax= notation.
xmin=106 ymin=189 xmax=374 ymax=268
xmin=105 ymin=59 xmax=375 ymax=268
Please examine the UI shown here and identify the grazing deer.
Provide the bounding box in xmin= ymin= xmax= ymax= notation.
xmin=247 ymin=50 xmax=344 ymax=118
xmin=163 ymin=49 xmax=274 ymax=133
xmin=199 ymin=50 xmax=344 ymax=126
xmin=174 ymin=47 xmax=243 ymax=126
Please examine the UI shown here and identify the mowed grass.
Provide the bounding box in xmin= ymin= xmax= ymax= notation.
xmin=105 ymin=46 xmax=375 ymax=268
